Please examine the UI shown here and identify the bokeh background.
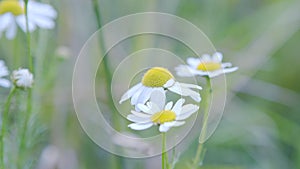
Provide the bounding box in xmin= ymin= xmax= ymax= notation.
xmin=1 ymin=0 xmax=300 ymax=169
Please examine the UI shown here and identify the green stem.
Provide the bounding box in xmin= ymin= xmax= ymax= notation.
xmin=192 ymin=77 xmax=211 ymax=169
xmin=162 ymin=133 xmax=166 ymax=169
xmin=18 ymin=1 xmax=33 ymax=168
xmin=162 ymin=132 xmax=170 ymax=169
xmin=19 ymin=89 xmax=32 ymax=151
xmin=91 ymin=1 xmax=122 ymax=169
xmin=91 ymin=0 xmax=119 ymax=130
xmin=24 ymin=0 xmax=33 ymax=72
xmin=0 ymin=87 xmax=16 ymax=169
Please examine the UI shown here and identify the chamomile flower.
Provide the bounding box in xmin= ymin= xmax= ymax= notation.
xmin=119 ymin=67 xmax=202 ymax=108
xmin=127 ymin=90 xmax=199 ymax=132
xmin=175 ymin=52 xmax=238 ymax=78
xmin=11 ymin=68 xmax=33 ymax=88
xmin=0 ymin=60 xmax=11 ymax=88
xmin=0 ymin=0 xmax=57 ymax=40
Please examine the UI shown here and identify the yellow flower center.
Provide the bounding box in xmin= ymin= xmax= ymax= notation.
xmin=0 ymin=0 xmax=24 ymax=16
xmin=142 ymin=67 xmax=174 ymax=87
xmin=197 ymin=62 xmax=221 ymax=71
xmin=151 ymin=110 xmax=176 ymax=124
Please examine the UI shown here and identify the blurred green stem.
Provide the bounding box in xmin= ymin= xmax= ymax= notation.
xmin=161 ymin=132 xmax=169 ymax=169
xmin=24 ymin=0 xmax=33 ymax=72
xmin=91 ymin=0 xmax=120 ymax=130
xmin=0 ymin=86 xmax=16 ymax=169
xmin=192 ymin=77 xmax=211 ymax=169
xmin=18 ymin=1 xmax=33 ymax=168
xmin=91 ymin=1 xmax=122 ymax=169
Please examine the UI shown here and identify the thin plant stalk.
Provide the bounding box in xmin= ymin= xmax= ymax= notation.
xmin=0 ymin=87 xmax=16 ymax=169
xmin=162 ymin=132 xmax=170 ymax=169
xmin=18 ymin=1 xmax=34 ymax=168
xmin=91 ymin=0 xmax=120 ymax=131
xmin=162 ymin=132 xmax=166 ymax=169
xmin=192 ymin=77 xmax=211 ymax=169
xmin=91 ymin=1 xmax=122 ymax=169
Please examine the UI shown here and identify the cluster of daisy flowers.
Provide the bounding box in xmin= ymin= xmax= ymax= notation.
xmin=0 ymin=60 xmax=33 ymax=89
xmin=0 ymin=0 xmax=57 ymax=39
xmin=119 ymin=52 xmax=238 ymax=133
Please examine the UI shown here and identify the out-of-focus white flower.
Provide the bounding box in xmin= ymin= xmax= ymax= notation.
xmin=12 ymin=68 xmax=33 ymax=88
xmin=120 ymin=67 xmax=202 ymax=109
xmin=37 ymin=145 xmax=78 ymax=169
xmin=127 ymin=90 xmax=199 ymax=132
xmin=0 ymin=60 xmax=11 ymax=88
xmin=55 ymin=46 xmax=71 ymax=60
xmin=175 ymin=52 xmax=238 ymax=78
xmin=0 ymin=0 xmax=57 ymax=39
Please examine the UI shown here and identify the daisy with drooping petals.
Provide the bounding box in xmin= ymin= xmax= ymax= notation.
xmin=127 ymin=90 xmax=199 ymax=132
xmin=119 ymin=67 xmax=202 ymax=108
xmin=11 ymin=68 xmax=33 ymax=88
xmin=175 ymin=52 xmax=238 ymax=78
xmin=0 ymin=60 xmax=11 ymax=88
xmin=0 ymin=0 xmax=57 ymax=39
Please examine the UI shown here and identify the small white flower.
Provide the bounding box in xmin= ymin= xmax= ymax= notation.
xmin=0 ymin=0 xmax=57 ymax=40
xmin=12 ymin=68 xmax=33 ymax=88
xmin=0 ymin=60 xmax=11 ymax=88
xmin=175 ymin=52 xmax=238 ymax=78
xmin=119 ymin=67 xmax=202 ymax=108
xmin=127 ymin=90 xmax=199 ymax=132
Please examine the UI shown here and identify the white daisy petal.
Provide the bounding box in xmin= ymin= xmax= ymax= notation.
xmin=163 ymin=121 xmax=176 ymax=127
xmin=221 ymin=62 xmax=232 ymax=68
xmin=176 ymin=104 xmax=199 ymax=120
xmin=15 ymin=15 xmax=36 ymax=32
xmin=130 ymin=86 xmax=144 ymax=105
xmin=5 ymin=17 xmax=17 ymax=40
xmin=29 ymin=14 xmax=55 ymax=29
xmin=127 ymin=114 xmax=151 ymax=123
xmin=0 ymin=13 xmax=12 ymax=32
xmin=0 ymin=79 xmax=11 ymax=88
xmin=119 ymin=83 xmax=142 ymax=104
xmin=187 ymin=57 xmax=201 ymax=68
xmin=163 ymin=79 xmax=175 ymax=88
xmin=164 ymin=101 xmax=173 ymax=110
xmin=212 ymin=52 xmax=223 ymax=62
xmin=168 ymin=82 xmax=201 ymax=102
xmin=172 ymin=98 xmax=185 ymax=113
xmin=128 ymin=123 xmax=153 ymax=130
xmin=175 ymin=65 xmax=195 ymax=77
xmin=137 ymin=87 xmax=153 ymax=105
xmin=172 ymin=121 xmax=186 ymax=127
xmin=136 ymin=104 xmax=153 ymax=114
xmin=149 ymin=88 xmax=166 ymax=110
xmin=28 ymin=1 xmax=57 ymax=19
xmin=200 ymin=54 xmax=211 ymax=62
xmin=130 ymin=110 xmax=151 ymax=118
xmin=159 ymin=124 xmax=170 ymax=132
xmin=179 ymin=82 xmax=202 ymax=90
xmin=223 ymin=67 xmax=238 ymax=73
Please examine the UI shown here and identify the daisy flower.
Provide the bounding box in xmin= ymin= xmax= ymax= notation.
xmin=11 ymin=68 xmax=33 ymax=88
xmin=175 ymin=52 xmax=238 ymax=78
xmin=119 ymin=67 xmax=202 ymax=107
xmin=0 ymin=0 xmax=57 ymax=40
xmin=0 ymin=60 xmax=11 ymax=88
xmin=127 ymin=90 xmax=199 ymax=132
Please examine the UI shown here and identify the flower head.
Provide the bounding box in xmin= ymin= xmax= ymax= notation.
xmin=0 ymin=60 xmax=11 ymax=88
xmin=127 ymin=90 xmax=199 ymax=132
xmin=12 ymin=68 xmax=33 ymax=88
xmin=0 ymin=0 xmax=57 ymax=39
xmin=119 ymin=67 xmax=202 ymax=108
xmin=175 ymin=52 xmax=238 ymax=78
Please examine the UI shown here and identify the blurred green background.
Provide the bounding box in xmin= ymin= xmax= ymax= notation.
xmin=1 ymin=0 xmax=300 ymax=169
